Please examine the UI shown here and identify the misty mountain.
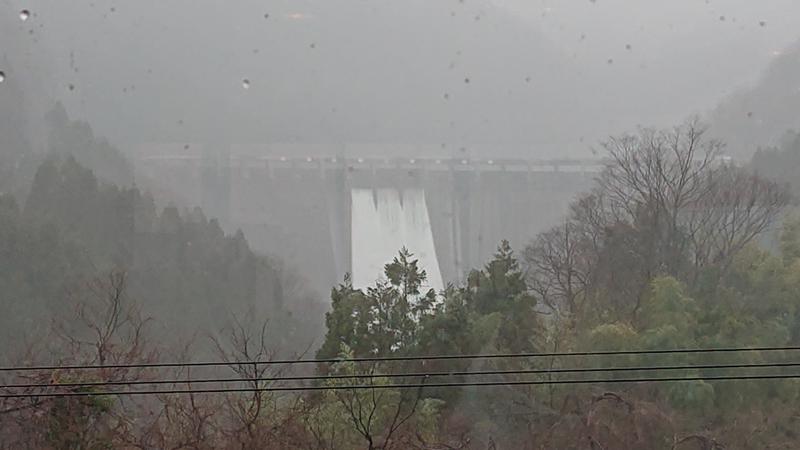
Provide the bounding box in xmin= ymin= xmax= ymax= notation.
xmin=710 ymin=40 xmax=800 ymax=158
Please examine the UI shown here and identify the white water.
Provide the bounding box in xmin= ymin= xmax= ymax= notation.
xmin=351 ymin=188 xmax=444 ymax=293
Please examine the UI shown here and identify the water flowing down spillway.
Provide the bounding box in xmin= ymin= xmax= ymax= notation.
xmin=351 ymin=188 xmax=444 ymax=293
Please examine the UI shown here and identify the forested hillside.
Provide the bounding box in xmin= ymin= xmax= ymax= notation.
xmin=3 ymin=121 xmax=799 ymax=449
xmin=711 ymin=40 xmax=800 ymax=159
xmin=0 ymin=155 xmax=322 ymax=351
xmin=752 ymin=131 xmax=800 ymax=200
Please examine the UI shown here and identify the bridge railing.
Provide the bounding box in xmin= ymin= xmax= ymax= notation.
xmin=138 ymin=155 xmax=608 ymax=174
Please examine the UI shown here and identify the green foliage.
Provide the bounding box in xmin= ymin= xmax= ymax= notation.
xmin=320 ymin=242 xmax=544 ymax=363
xmin=319 ymin=248 xmax=437 ymax=359
xmin=305 ymin=345 xmax=442 ymax=449
xmin=665 ymin=380 xmax=715 ymax=416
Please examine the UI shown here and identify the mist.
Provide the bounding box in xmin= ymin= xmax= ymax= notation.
xmin=3 ymin=1 xmax=800 ymax=448
xmin=4 ymin=0 xmax=800 ymax=159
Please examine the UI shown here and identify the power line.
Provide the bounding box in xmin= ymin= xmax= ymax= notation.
xmin=4 ymin=361 xmax=800 ymax=390
xmin=2 ymin=373 xmax=800 ymax=399
xmin=3 ymin=345 xmax=800 ymax=372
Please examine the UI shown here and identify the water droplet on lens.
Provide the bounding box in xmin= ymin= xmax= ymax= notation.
xmin=19 ymin=10 xmax=30 ymax=21
xmin=242 ymin=78 xmax=251 ymax=89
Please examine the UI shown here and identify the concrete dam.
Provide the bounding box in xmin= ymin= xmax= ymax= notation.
xmin=135 ymin=152 xmax=600 ymax=294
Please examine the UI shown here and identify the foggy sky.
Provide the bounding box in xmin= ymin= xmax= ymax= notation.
xmin=3 ymin=0 xmax=800 ymax=159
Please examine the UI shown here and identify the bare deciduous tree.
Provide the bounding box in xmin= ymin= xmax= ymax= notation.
xmin=1 ymin=269 xmax=157 ymax=449
xmin=524 ymin=120 xmax=789 ymax=325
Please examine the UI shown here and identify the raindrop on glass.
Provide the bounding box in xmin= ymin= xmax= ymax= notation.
xmin=242 ymin=78 xmax=251 ymax=89
xmin=19 ymin=10 xmax=30 ymax=21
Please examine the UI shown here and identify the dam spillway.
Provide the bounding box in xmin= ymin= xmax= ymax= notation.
xmin=135 ymin=152 xmax=600 ymax=294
